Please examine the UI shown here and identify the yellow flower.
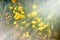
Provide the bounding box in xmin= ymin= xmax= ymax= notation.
xmin=43 ymin=23 xmax=49 ymax=28
xmin=14 ymin=12 xmax=25 ymax=20
xmin=31 ymin=11 xmax=37 ymax=17
xmin=9 ymin=6 xmax=13 ymax=9
xmin=44 ymin=24 xmax=47 ymax=27
xmin=38 ymin=27 xmax=44 ymax=31
xmin=32 ymin=21 xmax=36 ymax=24
xmin=21 ymin=21 xmax=26 ymax=25
xmin=27 ymin=11 xmax=37 ymax=17
xmin=32 ymin=4 xmax=37 ymax=9
xmin=36 ymin=18 xmax=41 ymax=22
xmin=14 ymin=12 xmax=21 ymax=19
xmin=38 ymin=22 xmax=44 ymax=26
xmin=11 ymin=0 xmax=16 ymax=3
xmin=18 ymin=6 xmax=23 ymax=11
xmin=25 ymin=32 xmax=30 ymax=37
xmin=21 ymin=11 xmax=24 ymax=14
xmin=32 ymin=25 xmax=35 ymax=28
xmin=13 ymin=21 xmax=17 ymax=24
xmin=14 ymin=12 xmax=19 ymax=16
xmin=20 ymin=15 xmax=25 ymax=19
xmin=38 ymin=23 xmax=49 ymax=31
xmin=13 ymin=10 xmax=15 ymax=13
xmin=8 ymin=4 xmax=12 ymax=9
xmin=8 ymin=4 xmax=13 ymax=9
xmin=14 ymin=7 xmax=17 ymax=11
xmin=20 ymin=27 xmax=23 ymax=30
xmin=38 ymin=23 xmax=41 ymax=26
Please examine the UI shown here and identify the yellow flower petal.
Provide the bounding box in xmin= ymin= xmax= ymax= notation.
xmin=20 ymin=15 xmax=25 ymax=19
xmin=18 ymin=6 xmax=23 ymax=11
xmin=14 ymin=7 xmax=17 ymax=10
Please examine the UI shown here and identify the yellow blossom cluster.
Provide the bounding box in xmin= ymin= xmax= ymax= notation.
xmin=22 ymin=31 xmax=30 ymax=38
xmin=13 ymin=6 xmax=25 ymax=20
xmin=38 ymin=23 xmax=49 ymax=31
xmin=11 ymin=0 xmax=16 ymax=3
xmin=8 ymin=4 xmax=25 ymax=25
xmin=28 ymin=11 xmax=37 ymax=17
xmin=7 ymin=2 xmax=51 ymax=37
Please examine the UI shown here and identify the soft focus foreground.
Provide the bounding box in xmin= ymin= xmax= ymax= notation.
xmin=0 ymin=0 xmax=60 ymax=40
